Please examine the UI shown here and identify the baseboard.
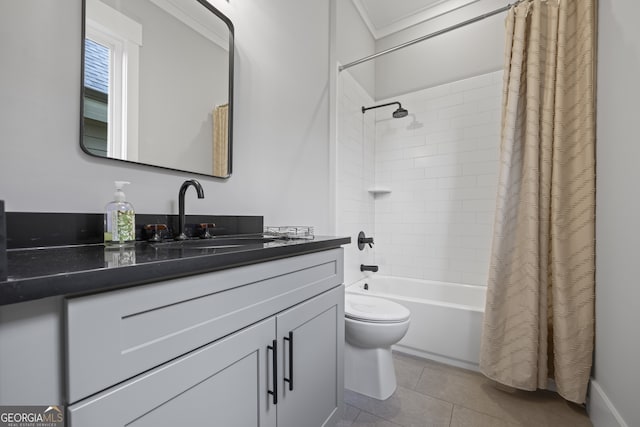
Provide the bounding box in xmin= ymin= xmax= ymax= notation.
xmin=588 ymin=380 xmax=629 ymax=427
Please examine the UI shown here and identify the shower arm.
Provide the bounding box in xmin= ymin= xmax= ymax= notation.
xmin=361 ymin=102 xmax=402 ymax=114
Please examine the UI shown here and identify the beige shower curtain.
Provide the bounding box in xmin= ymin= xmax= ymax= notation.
xmin=479 ymin=0 xmax=596 ymax=404
xmin=213 ymin=104 xmax=229 ymax=177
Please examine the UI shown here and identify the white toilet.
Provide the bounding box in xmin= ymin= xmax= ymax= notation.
xmin=344 ymin=293 xmax=411 ymax=400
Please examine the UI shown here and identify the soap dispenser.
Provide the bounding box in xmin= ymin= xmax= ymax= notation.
xmin=104 ymin=181 xmax=136 ymax=245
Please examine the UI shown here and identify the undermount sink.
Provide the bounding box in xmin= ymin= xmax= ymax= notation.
xmin=149 ymin=237 xmax=276 ymax=250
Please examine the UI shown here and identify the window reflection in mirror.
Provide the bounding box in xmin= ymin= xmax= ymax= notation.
xmin=81 ymin=0 xmax=234 ymax=178
xmin=83 ymin=39 xmax=111 ymax=158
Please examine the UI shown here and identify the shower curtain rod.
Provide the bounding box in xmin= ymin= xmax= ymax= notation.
xmin=339 ymin=0 xmax=522 ymax=72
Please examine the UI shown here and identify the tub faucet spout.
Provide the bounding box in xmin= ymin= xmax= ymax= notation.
xmin=360 ymin=264 xmax=379 ymax=272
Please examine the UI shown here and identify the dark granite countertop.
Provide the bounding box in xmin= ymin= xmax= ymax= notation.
xmin=0 ymin=235 xmax=350 ymax=306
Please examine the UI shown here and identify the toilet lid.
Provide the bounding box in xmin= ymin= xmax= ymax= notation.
xmin=345 ymin=294 xmax=410 ymax=323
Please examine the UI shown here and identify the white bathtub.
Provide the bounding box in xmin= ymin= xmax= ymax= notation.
xmin=347 ymin=276 xmax=486 ymax=371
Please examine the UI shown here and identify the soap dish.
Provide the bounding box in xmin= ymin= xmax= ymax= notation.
xmin=264 ymin=226 xmax=315 ymax=240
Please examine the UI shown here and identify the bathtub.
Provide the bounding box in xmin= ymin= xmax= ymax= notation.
xmin=347 ymin=276 xmax=486 ymax=371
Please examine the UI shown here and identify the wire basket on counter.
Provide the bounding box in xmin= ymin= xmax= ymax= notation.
xmin=264 ymin=226 xmax=315 ymax=240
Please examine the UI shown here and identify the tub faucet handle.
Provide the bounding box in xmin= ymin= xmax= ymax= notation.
xmin=357 ymin=231 xmax=374 ymax=250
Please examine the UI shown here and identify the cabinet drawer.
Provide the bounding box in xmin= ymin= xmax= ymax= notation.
xmin=66 ymin=248 xmax=343 ymax=403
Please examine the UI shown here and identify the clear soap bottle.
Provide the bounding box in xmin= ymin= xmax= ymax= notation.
xmin=104 ymin=181 xmax=136 ymax=246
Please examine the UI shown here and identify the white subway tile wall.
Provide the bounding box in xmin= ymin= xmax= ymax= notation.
xmin=337 ymin=70 xmax=502 ymax=286
xmin=374 ymin=71 xmax=502 ymax=285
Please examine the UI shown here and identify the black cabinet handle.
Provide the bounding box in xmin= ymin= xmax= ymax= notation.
xmin=267 ymin=340 xmax=278 ymax=404
xmin=283 ymin=331 xmax=294 ymax=391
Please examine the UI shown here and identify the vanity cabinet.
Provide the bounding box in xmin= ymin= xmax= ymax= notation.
xmin=65 ymin=248 xmax=344 ymax=427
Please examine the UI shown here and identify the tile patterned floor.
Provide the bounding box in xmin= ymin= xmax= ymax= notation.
xmin=338 ymin=352 xmax=592 ymax=427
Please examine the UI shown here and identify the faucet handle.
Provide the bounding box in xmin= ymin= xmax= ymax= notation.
xmin=144 ymin=224 xmax=168 ymax=242
xmin=198 ymin=223 xmax=217 ymax=239
xmin=357 ymin=231 xmax=374 ymax=250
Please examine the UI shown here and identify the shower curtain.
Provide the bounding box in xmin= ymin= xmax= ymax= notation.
xmin=213 ymin=104 xmax=229 ymax=177
xmin=479 ymin=0 xmax=596 ymax=404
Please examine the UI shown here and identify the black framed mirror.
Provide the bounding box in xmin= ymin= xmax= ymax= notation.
xmin=81 ymin=0 xmax=234 ymax=178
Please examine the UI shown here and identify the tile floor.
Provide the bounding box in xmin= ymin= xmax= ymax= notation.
xmin=338 ymin=352 xmax=592 ymax=427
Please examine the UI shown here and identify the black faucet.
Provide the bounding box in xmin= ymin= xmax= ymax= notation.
xmin=360 ymin=264 xmax=379 ymax=272
xmin=176 ymin=179 xmax=205 ymax=240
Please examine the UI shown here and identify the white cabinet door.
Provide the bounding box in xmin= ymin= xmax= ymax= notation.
xmin=276 ymin=286 xmax=344 ymax=427
xmin=68 ymin=317 xmax=277 ymax=427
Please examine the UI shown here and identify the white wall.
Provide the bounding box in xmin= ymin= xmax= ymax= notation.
xmin=591 ymin=0 xmax=640 ymax=426
xmin=336 ymin=0 xmax=375 ymax=98
xmin=336 ymin=71 xmax=375 ymax=285
xmin=0 ymin=0 xmax=332 ymax=233
xmin=374 ymin=0 xmax=507 ymax=100
xmin=374 ymin=71 xmax=501 ymax=284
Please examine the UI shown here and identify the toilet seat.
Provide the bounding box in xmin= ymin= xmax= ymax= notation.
xmin=345 ymin=294 xmax=410 ymax=323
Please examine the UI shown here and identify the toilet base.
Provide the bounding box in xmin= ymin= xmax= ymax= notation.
xmin=344 ymin=341 xmax=397 ymax=400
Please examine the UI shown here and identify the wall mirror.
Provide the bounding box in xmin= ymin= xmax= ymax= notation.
xmin=81 ymin=0 xmax=234 ymax=178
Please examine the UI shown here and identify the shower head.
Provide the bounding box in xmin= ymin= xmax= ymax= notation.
xmin=393 ymin=106 xmax=408 ymax=118
xmin=362 ymin=101 xmax=409 ymax=119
